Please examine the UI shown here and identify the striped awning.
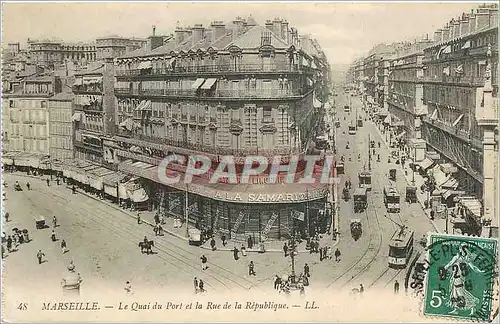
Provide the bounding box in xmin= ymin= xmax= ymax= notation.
xmin=138 ymin=61 xmax=152 ymax=70
xmin=201 ymin=78 xmax=217 ymax=89
xmin=417 ymin=158 xmax=434 ymax=170
xmin=191 ymin=78 xmax=205 ymax=89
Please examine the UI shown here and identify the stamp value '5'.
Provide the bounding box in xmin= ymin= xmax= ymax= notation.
xmin=423 ymin=234 xmax=498 ymax=322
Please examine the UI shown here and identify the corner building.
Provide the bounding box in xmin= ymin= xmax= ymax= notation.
xmin=110 ymin=17 xmax=331 ymax=241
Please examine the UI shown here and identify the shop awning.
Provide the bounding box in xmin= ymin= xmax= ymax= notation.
xmin=166 ymin=58 xmax=176 ymax=68
xmin=191 ymin=78 xmax=205 ymax=89
xmin=306 ymin=77 xmax=313 ymax=86
xmin=460 ymin=199 xmax=482 ymax=219
xmin=82 ymin=133 xmax=101 ymax=142
xmin=443 ymin=190 xmax=466 ymax=200
xmin=142 ymin=100 xmax=152 ymax=110
xmin=395 ymin=131 xmax=406 ymax=139
xmin=313 ymin=97 xmax=322 ymax=109
xmin=102 ymin=172 xmax=128 ymax=186
xmin=302 ymin=59 xmax=310 ymax=67
xmin=383 ymin=115 xmax=392 ymax=124
xmin=74 ymin=78 xmax=83 ymax=86
xmin=201 ymin=78 xmax=217 ymax=89
xmin=433 ymin=167 xmax=449 ymax=187
xmin=119 ymin=118 xmax=140 ymax=131
xmin=311 ymin=61 xmax=318 ymax=69
xmin=138 ymin=61 xmax=152 ymax=70
xmin=72 ymin=112 xmax=82 ymax=122
xmin=417 ymin=158 xmax=434 ymax=170
xmin=135 ymin=100 xmax=147 ymax=111
xmin=440 ymin=163 xmax=458 ymax=174
xmin=441 ymin=177 xmax=459 ymax=189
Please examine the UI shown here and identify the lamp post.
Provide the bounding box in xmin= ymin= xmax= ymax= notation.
xmin=445 ymin=207 xmax=449 ymax=234
xmin=368 ymin=134 xmax=372 ymax=171
xmin=411 ymin=146 xmax=416 ymax=185
xmin=185 ymin=184 xmax=189 ymax=237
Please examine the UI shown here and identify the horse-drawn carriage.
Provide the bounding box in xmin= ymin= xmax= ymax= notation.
xmin=138 ymin=239 xmax=154 ymax=254
xmin=405 ymin=186 xmax=417 ymax=203
xmin=14 ymin=182 xmax=22 ymax=191
xmin=342 ymin=187 xmax=350 ymax=201
xmin=353 ymin=188 xmax=368 ymax=213
xmin=188 ymin=228 xmax=202 ymax=246
xmin=370 ymin=140 xmax=376 ymax=148
xmin=336 ymin=163 xmax=345 ymax=175
xmin=35 ymin=216 xmax=46 ymax=229
xmin=350 ymin=219 xmax=362 ymax=241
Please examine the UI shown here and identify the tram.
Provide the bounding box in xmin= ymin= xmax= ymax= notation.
xmin=383 ymin=186 xmax=401 ymax=213
xmin=348 ymin=123 xmax=356 ymax=135
xmin=358 ymin=170 xmax=372 ymax=190
xmin=388 ymin=226 xmax=414 ymax=269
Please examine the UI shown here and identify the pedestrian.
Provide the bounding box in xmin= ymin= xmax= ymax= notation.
xmin=274 ymin=275 xmax=281 ymax=290
xmin=137 ymin=212 xmax=141 ymax=225
xmin=394 ymin=280 xmax=400 ymax=294
xmin=300 ymin=285 xmax=305 ymax=296
xmin=200 ymin=255 xmax=208 ymax=270
xmin=359 ymin=284 xmax=364 ymax=294
xmin=210 ymin=237 xmax=216 ymax=251
xmin=154 ymin=224 xmax=158 ymax=236
xmin=283 ymin=242 xmax=288 ymax=257
xmin=247 ymin=236 xmax=253 ymax=249
xmin=51 ymin=229 xmax=56 ymax=242
xmin=61 ymin=239 xmax=67 ymax=254
xmin=430 ymin=209 xmax=435 ymax=220
xmin=198 ymin=279 xmax=205 ymax=293
xmin=72 ymin=185 xmax=76 ymax=194
xmin=248 ymin=261 xmax=256 ymax=276
xmin=232 ymin=246 xmax=239 ymax=261
xmin=154 ymin=214 xmax=160 ymax=225
xmin=26 ymin=182 xmax=31 ymax=190
xmin=1 ymin=244 xmax=4 ymax=259
xmin=125 ymin=281 xmax=132 ymax=295
xmin=46 ymin=178 xmax=50 ymax=186
xmin=56 ymin=178 xmax=60 ymax=185
xmin=52 ymin=215 xmax=57 ymax=228
xmin=221 ymin=234 xmax=227 ymax=247
xmin=4 ymin=212 xmax=9 ymax=223
xmin=193 ymin=277 xmax=198 ymax=294
xmin=36 ymin=249 xmax=45 ymax=264
xmin=335 ymin=248 xmax=341 ymax=262
xmin=304 ymin=263 xmax=310 ymax=277
xmin=6 ymin=236 xmax=12 ymax=252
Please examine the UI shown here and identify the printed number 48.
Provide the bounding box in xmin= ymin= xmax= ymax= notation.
xmin=430 ymin=290 xmax=443 ymax=308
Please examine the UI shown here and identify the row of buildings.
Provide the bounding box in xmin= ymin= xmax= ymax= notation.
xmin=2 ymin=16 xmax=332 ymax=241
xmin=346 ymin=3 xmax=498 ymax=238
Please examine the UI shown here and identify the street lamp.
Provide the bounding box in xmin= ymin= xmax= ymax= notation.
xmin=411 ymin=146 xmax=416 ymax=185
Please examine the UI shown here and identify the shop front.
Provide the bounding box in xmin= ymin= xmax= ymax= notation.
xmin=158 ymin=182 xmax=329 ymax=242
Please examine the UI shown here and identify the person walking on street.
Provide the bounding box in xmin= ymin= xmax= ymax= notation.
xmin=51 ymin=229 xmax=57 ymax=242
xmin=335 ymin=248 xmax=341 ymax=262
xmin=394 ymin=280 xmax=400 ymax=294
xmin=430 ymin=209 xmax=435 ymax=220
xmin=241 ymin=244 xmax=247 ymax=257
xmin=4 ymin=212 xmax=9 ymax=223
xmin=46 ymin=178 xmax=50 ymax=187
xmin=125 ymin=281 xmax=132 ymax=295
xmin=6 ymin=235 xmax=12 ymax=253
xmin=248 ymin=261 xmax=256 ymax=276
xmin=56 ymin=178 xmax=60 ymax=185
xmin=304 ymin=263 xmax=310 ymax=277
xmin=193 ymin=277 xmax=198 ymax=294
xmin=26 ymin=182 xmax=31 ymax=190
xmin=52 ymin=215 xmax=57 ymax=228
xmin=61 ymin=239 xmax=67 ymax=254
xmin=198 ymin=279 xmax=205 ymax=293
xmin=283 ymin=243 xmax=288 ymax=257
xmin=232 ymin=246 xmax=239 ymax=261
xmin=137 ymin=212 xmax=141 ymax=225
xmin=210 ymin=237 xmax=216 ymax=251
xmin=200 ymin=255 xmax=208 ymax=270
xmin=274 ymin=275 xmax=281 ymax=290
xmin=247 ymin=236 xmax=253 ymax=249
xmin=359 ymin=284 xmax=364 ymax=294
xmin=37 ymin=250 xmax=45 ymax=264
xmin=72 ymin=185 xmax=76 ymax=194
xmin=319 ymin=246 xmax=324 ymax=261
xmin=221 ymin=234 xmax=227 ymax=247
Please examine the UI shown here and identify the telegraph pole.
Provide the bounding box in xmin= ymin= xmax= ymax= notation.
xmin=185 ymin=184 xmax=189 ymax=237
xmin=411 ymin=146 xmax=416 ymax=185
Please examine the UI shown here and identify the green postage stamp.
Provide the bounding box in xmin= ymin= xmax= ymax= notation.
xmin=423 ymin=234 xmax=498 ymax=322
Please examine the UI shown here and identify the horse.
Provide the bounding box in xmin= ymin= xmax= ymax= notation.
xmin=138 ymin=240 xmax=154 ymax=254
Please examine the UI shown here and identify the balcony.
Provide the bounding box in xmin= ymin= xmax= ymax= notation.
xmin=423 ymin=75 xmax=485 ymax=87
xmin=261 ymin=116 xmax=275 ymax=124
xmin=114 ymin=131 xmax=304 ymax=162
xmin=75 ymin=103 xmax=104 ymax=113
xmin=423 ymin=117 xmax=476 ymax=145
xmin=115 ymin=63 xmax=301 ymax=78
xmin=72 ymin=84 xmax=103 ymax=94
xmin=114 ymin=87 xmax=304 ymax=99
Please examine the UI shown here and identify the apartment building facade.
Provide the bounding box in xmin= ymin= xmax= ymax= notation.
xmin=28 ymin=39 xmax=97 ymax=68
xmin=49 ymin=92 xmax=74 ymax=161
xmin=107 ymin=17 xmax=331 ymax=241
xmin=96 ymin=36 xmax=147 ymax=60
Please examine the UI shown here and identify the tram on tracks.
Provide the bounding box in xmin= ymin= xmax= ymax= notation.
xmin=388 ymin=226 xmax=414 ymax=269
xmin=358 ymin=170 xmax=372 ymax=190
xmin=348 ymin=123 xmax=356 ymax=135
xmin=383 ymin=186 xmax=401 ymax=213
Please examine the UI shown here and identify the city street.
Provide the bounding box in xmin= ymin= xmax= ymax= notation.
xmin=325 ymin=88 xmax=436 ymax=291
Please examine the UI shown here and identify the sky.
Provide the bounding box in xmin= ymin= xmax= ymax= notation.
xmin=1 ymin=1 xmax=485 ymax=67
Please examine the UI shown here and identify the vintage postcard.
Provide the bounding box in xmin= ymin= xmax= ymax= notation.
xmin=1 ymin=1 xmax=498 ymax=322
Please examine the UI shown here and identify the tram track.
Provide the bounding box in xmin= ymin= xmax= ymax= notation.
xmin=21 ymin=187 xmax=253 ymax=292
xmin=324 ymin=193 xmax=384 ymax=291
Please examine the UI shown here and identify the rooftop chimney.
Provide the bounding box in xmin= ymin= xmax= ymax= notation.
xmin=191 ymin=24 xmax=205 ymax=45
xmin=175 ymin=27 xmax=185 ymax=46
xmin=281 ymin=20 xmax=289 ymax=43
xmin=433 ymin=29 xmax=443 ymax=42
xmin=459 ymin=15 xmax=470 ymax=36
xmin=210 ymin=21 xmax=226 ymax=42
xmin=265 ymin=20 xmax=274 ymax=32
xmin=453 ymin=19 xmax=460 ymax=39
xmin=153 ymin=25 xmax=156 ymax=37
xmin=469 ymin=10 xmax=477 ymax=32
xmin=232 ymin=16 xmax=246 ymax=39
xmin=442 ymin=25 xmax=450 ymax=41
xmin=273 ymin=17 xmax=282 ymax=36
xmin=476 ymin=7 xmax=491 ymax=30
xmin=148 ymin=25 xmax=163 ymax=51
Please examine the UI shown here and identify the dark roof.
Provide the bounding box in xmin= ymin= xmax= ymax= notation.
xmin=227 ymin=25 xmax=288 ymax=49
xmin=120 ymin=46 xmax=151 ymax=58
xmin=75 ymin=64 xmax=104 ymax=76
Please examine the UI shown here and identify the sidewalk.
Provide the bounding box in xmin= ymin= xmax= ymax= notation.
xmin=370 ymin=122 xmax=446 ymax=234
xmin=6 ymin=171 xmax=339 ymax=254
